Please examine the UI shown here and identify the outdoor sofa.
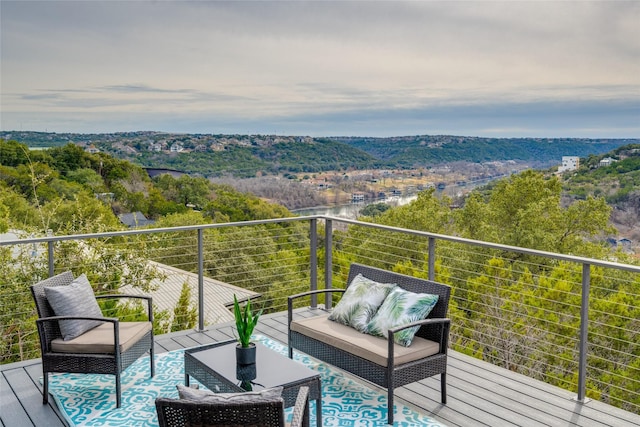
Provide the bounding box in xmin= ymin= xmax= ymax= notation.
xmin=287 ymin=263 xmax=451 ymax=425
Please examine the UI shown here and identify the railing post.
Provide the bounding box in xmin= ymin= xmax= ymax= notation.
xmin=197 ymin=228 xmax=205 ymax=332
xmin=428 ymin=237 xmax=435 ymax=281
xmin=324 ymin=218 xmax=333 ymax=310
xmin=309 ymin=219 xmax=318 ymax=309
xmin=576 ymin=262 xmax=591 ymax=403
xmin=47 ymin=240 xmax=55 ymax=277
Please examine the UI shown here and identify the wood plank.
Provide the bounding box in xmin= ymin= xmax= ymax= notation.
xmin=170 ymin=334 xmax=201 ymax=349
xmin=448 ymin=351 xmax=640 ymax=427
xmin=1 ymin=371 xmax=35 ymax=427
xmin=3 ymin=368 xmax=66 ymax=427
xmin=23 ymin=364 xmax=68 ymax=425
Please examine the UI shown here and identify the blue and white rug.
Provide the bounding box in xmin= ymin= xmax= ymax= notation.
xmin=44 ymin=335 xmax=445 ymax=426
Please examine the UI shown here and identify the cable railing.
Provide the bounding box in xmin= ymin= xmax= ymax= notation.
xmin=1 ymin=215 xmax=638 ymax=414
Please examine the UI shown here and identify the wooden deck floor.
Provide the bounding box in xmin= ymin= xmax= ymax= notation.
xmin=2 ymin=308 xmax=639 ymax=427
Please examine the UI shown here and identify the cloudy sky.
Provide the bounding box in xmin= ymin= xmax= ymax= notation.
xmin=1 ymin=1 xmax=639 ymax=138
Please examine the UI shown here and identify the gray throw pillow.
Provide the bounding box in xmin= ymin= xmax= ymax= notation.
xmin=328 ymin=273 xmax=397 ymax=332
xmin=176 ymin=384 xmax=283 ymax=404
xmin=44 ymin=274 xmax=104 ymax=341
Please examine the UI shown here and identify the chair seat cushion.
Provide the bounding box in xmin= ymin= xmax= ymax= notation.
xmin=290 ymin=314 xmax=439 ymax=367
xmin=51 ymin=321 xmax=151 ymax=354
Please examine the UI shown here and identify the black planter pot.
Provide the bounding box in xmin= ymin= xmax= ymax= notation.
xmin=236 ymin=362 xmax=257 ymax=391
xmin=236 ymin=342 xmax=256 ymax=365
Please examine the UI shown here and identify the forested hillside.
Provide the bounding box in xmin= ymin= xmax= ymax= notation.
xmin=3 ymin=131 xmax=636 ymax=177
xmin=561 ymin=144 xmax=640 ymax=241
xmin=334 ymin=135 xmax=636 ymax=167
xmin=0 ymin=139 xmax=292 ymax=234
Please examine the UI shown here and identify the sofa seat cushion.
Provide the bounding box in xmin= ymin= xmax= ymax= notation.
xmin=290 ymin=314 xmax=439 ymax=367
xmin=51 ymin=321 xmax=151 ymax=354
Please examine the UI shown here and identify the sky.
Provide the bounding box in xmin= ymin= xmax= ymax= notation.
xmin=1 ymin=1 xmax=639 ymax=138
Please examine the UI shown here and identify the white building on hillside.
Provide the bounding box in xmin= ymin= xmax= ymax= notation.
xmin=558 ymin=156 xmax=579 ymax=172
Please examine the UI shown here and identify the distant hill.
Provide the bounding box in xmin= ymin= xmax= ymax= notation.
xmin=2 ymin=131 xmax=636 ymax=177
xmin=560 ymin=144 xmax=640 ymax=238
xmin=332 ymin=135 xmax=638 ymax=168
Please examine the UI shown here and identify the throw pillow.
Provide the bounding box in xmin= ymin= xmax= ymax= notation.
xmin=366 ymin=287 xmax=439 ymax=347
xmin=328 ymin=273 xmax=397 ymax=332
xmin=44 ymin=274 xmax=104 ymax=341
xmin=177 ymin=384 xmax=283 ymax=404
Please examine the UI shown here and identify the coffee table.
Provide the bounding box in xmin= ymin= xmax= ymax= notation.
xmin=184 ymin=339 xmax=322 ymax=427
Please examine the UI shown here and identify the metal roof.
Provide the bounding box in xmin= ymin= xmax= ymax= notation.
xmin=122 ymin=261 xmax=259 ymax=326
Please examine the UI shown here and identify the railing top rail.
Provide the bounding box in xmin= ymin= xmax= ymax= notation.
xmin=2 ymin=214 xmax=639 ymax=274
xmin=324 ymin=216 xmax=640 ymax=274
xmin=0 ymin=216 xmax=318 ymax=245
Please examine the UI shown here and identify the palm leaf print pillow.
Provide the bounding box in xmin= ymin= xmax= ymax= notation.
xmin=328 ymin=273 xmax=397 ymax=332
xmin=366 ymin=287 xmax=439 ymax=347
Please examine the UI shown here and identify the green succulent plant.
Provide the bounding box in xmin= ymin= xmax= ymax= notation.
xmin=233 ymin=294 xmax=262 ymax=348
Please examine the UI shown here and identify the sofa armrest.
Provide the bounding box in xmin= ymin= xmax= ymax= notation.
xmin=387 ymin=318 xmax=451 ymax=362
xmin=287 ymin=289 xmax=346 ymax=323
xmin=388 ymin=317 xmax=450 ymax=334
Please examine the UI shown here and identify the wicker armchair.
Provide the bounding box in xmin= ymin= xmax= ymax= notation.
xmin=30 ymin=271 xmax=154 ymax=408
xmin=155 ymin=386 xmax=310 ymax=427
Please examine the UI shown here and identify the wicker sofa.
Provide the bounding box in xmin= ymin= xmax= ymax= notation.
xmin=287 ymin=263 xmax=451 ymax=425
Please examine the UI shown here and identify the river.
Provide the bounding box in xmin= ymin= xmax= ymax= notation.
xmin=292 ymin=195 xmax=419 ymax=220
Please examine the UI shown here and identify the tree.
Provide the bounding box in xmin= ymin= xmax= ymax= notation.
xmin=171 ymin=282 xmax=197 ymax=332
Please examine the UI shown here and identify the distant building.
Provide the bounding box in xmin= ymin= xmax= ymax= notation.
xmin=170 ymin=143 xmax=184 ymax=152
xmin=85 ymin=144 xmax=100 ymax=154
xmin=558 ymin=156 xmax=579 ymax=172
xmin=599 ymin=157 xmax=616 ymax=168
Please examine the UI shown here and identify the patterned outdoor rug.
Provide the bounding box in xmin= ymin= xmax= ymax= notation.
xmin=45 ymin=335 xmax=446 ymax=426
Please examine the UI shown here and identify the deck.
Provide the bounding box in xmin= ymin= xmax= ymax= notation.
xmin=2 ymin=308 xmax=639 ymax=427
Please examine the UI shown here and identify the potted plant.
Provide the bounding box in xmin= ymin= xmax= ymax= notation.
xmin=233 ymin=294 xmax=262 ymax=365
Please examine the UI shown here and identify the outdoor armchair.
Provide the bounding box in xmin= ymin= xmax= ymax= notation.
xmin=30 ymin=271 xmax=154 ymax=408
xmin=155 ymin=385 xmax=310 ymax=427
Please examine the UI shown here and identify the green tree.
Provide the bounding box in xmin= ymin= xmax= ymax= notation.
xmin=171 ymin=282 xmax=197 ymax=332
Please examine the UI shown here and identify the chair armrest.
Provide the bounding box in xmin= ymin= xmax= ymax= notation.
xmin=36 ymin=315 xmax=117 ymax=325
xmin=290 ymin=386 xmax=310 ymax=427
xmin=96 ymin=294 xmax=153 ymax=322
xmin=287 ymin=289 xmax=346 ymax=323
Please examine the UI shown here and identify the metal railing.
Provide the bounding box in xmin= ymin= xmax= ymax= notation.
xmin=1 ymin=215 xmax=638 ymax=414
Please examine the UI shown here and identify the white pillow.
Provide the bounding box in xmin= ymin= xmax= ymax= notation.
xmin=44 ymin=274 xmax=104 ymax=341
